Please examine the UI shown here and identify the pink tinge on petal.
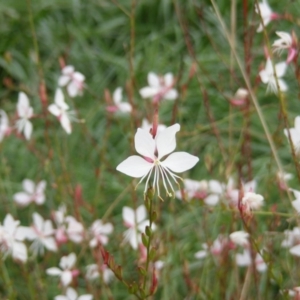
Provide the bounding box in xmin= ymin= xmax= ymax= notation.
xmin=106 ymin=106 xmax=119 ymax=113
xmin=55 ymin=228 xmax=68 ymax=245
xmin=71 ymin=269 xmax=80 ymax=278
xmin=287 ymin=48 xmax=297 ymax=64
xmin=230 ymin=98 xmax=247 ymax=107
xmin=143 ymin=156 xmax=154 ymax=163
xmin=270 ymin=13 xmax=280 ymax=20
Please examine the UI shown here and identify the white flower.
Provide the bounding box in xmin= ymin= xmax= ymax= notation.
xmin=122 ymin=205 xmax=154 ymax=250
xmin=255 ymin=0 xmax=274 ymax=32
xmin=204 ymin=180 xmax=224 ymax=206
xmin=259 ymin=59 xmax=288 ymax=93
xmin=230 ymin=88 xmax=248 ymax=106
xmin=139 ymin=72 xmax=178 ymax=102
xmin=13 ymin=179 xmax=46 ymax=206
xmin=141 ymin=118 xmax=167 ymax=134
xmin=229 ymin=231 xmax=249 ymax=246
xmin=175 ymin=179 xmax=208 ymax=201
xmin=242 ymin=192 xmax=264 ymax=211
xmin=46 ymin=253 xmax=78 ymax=286
xmin=26 ymin=212 xmax=57 ymax=255
xmin=16 ymin=92 xmax=33 ymax=140
xmin=273 ymin=31 xmax=292 ymax=53
xmin=236 ymin=249 xmax=267 ymax=272
xmin=48 ymin=89 xmax=73 ymax=134
xmin=89 ymin=220 xmax=113 ymax=248
xmin=195 ymin=235 xmax=229 ymax=259
xmin=54 ymin=287 xmax=93 ymax=300
xmin=284 ymin=116 xmax=300 ymax=155
xmin=116 ymin=124 xmax=199 ymax=198
xmin=288 ymin=286 xmax=300 ymax=297
xmin=0 ymin=110 xmax=9 ymax=142
xmin=58 ymin=65 xmax=85 ymax=98
xmin=65 ymin=216 xmax=84 ymax=243
xmin=0 ymin=214 xmax=28 ymax=262
xmin=107 ymin=87 xmax=132 ymax=113
xmin=281 ymin=227 xmax=300 ymax=248
xmin=85 ymin=264 xmax=114 ymax=284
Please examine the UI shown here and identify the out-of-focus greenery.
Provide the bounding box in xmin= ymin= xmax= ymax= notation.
xmin=1 ymin=0 xmax=300 ymax=299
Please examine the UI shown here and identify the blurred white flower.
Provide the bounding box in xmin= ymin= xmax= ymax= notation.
xmin=46 ymin=253 xmax=78 ymax=286
xmin=141 ymin=118 xmax=166 ymax=134
xmin=230 ymin=88 xmax=248 ymax=106
xmin=26 ymin=212 xmax=57 ymax=255
xmin=0 ymin=214 xmax=28 ymax=262
xmin=175 ymin=179 xmax=208 ymax=201
xmin=0 ymin=110 xmax=9 ymax=142
xmin=277 ymin=171 xmax=293 ymax=190
xmin=13 ymin=179 xmax=46 ymax=206
xmin=255 ymin=0 xmax=276 ymax=32
xmin=236 ymin=249 xmax=267 ymax=273
xmin=281 ymin=227 xmax=300 ymax=248
xmin=122 ymin=205 xmax=154 ymax=250
xmin=229 ymin=231 xmax=249 ymax=246
xmin=65 ymin=216 xmax=84 ymax=244
xmin=85 ymin=264 xmax=114 ymax=284
xmin=273 ymin=31 xmax=297 ymax=64
xmin=54 ymin=287 xmax=92 ymax=300
xmin=288 ymin=286 xmax=300 ymax=297
xmin=58 ymin=65 xmax=85 ymax=98
xmin=242 ymin=192 xmax=264 ymax=211
xmin=48 ymin=88 xmax=74 ymax=134
xmin=284 ymin=116 xmax=300 ymax=154
xmin=291 ymin=189 xmax=300 ymax=213
xmin=16 ymin=92 xmax=33 ymax=140
xmin=89 ymin=219 xmax=113 ymax=248
xmin=116 ymin=124 xmax=199 ymax=198
xmin=139 ymin=72 xmax=178 ymax=102
xmin=52 ymin=205 xmax=68 ymax=245
xmin=204 ymin=180 xmax=224 ymax=206
xmin=106 ymin=87 xmax=132 ymax=113
xmin=259 ymin=59 xmax=288 ymax=93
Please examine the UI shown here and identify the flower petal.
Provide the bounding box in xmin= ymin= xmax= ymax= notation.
xmin=60 ymin=113 xmax=72 ymax=134
xmin=117 ymin=155 xmax=153 ymax=178
xmin=161 ymin=152 xmax=199 ymax=173
xmin=122 ymin=207 xmax=135 ymax=226
xmin=24 ymin=120 xmax=33 ymax=140
xmin=134 ymin=128 xmax=155 ymax=159
xmin=17 ymin=92 xmax=30 ymax=118
xmin=136 ymin=205 xmax=147 ymax=223
xmin=275 ymin=62 xmax=287 ymax=77
xmin=139 ymin=87 xmax=158 ymax=99
xmin=164 ymin=89 xmax=178 ymax=100
xmin=148 ymin=72 xmax=160 ymax=88
xmin=58 ymin=75 xmax=70 ymax=87
xmin=113 ymin=87 xmax=122 ymax=104
xmin=13 ymin=192 xmax=31 ymax=206
xmin=156 ymin=123 xmax=180 ymax=159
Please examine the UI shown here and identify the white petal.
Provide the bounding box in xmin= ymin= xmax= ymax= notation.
xmin=55 ymin=89 xmax=69 ymax=110
xmin=275 ymin=62 xmax=287 ymax=78
xmin=204 ymin=194 xmax=220 ymax=206
xmin=161 ymin=152 xmax=199 ymax=173
xmin=62 ymin=66 xmax=75 ymax=75
xmin=164 ymin=89 xmax=178 ymax=100
xmin=78 ymin=295 xmax=93 ymax=300
xmin=136 ymin=205 xmax=147 ymax=223
xmin=12 ymin=241 xmax=27 ymax=262
xmin=54 ymin=296 xmax=68 ymax=300
xmin=259 ymin=70 xmax=270 ymax=84
xmin=122 ymin=207 xmax=135 ymax=225
xmin=290 ymin=244 xmax=300 ymax=256
xmin=13 ymin=192 xmax=32 ymax=206
xmin=278 ymin=79 xmax=288 ymax=92
xmin=61 ymin=270 xmax=72 ymax=286
xmin=23 ymin=179 xmax=35 ymax=193
xmin=164 ymin=73 xmax=174 ymax=86
xmin=116 ymin=155 xmax=153 ymax=178
xmin=209 ymin=180 xmax=223 ymax=194
xmin=48 ymin=104 xmax=60 ymax=117
xmin=113 ymin=87 xmax=122 ymax=104
xmin=73 ymin=72 xmax=85 ymax=82
xmin=194 ymin=250 xmax=207 ymax=259
xmin=294 ymin=117 xmax=300 ymax=132
xmin=134 ymin=128 xmax=155 ymax=159
xmin=67 ymin=81 xmax=78 ymax=98
xmin=17 ymin=92 xmax=30 ymax=117
xmin=58 ymin=75 xmax=70 ymax=87
xmin=66 ymin=287 xmax=77 ymax=300
xmin=60 ymin=113 xmax=72 ymax=134
xmin=236 ymin=250 xmax=251 ymax=266
xmin=24 ymin=121 xmax=33 ymax=140
xmin=148 ymin=72 xmax=160 ymax=87
xmin=46 ymin=267 xmax=62 ymax=276
xmin=33 ymin=212 xmax=44 ymax=232
xmin=156 ymin=123 xmax=180 ymax=159
xmin=43 ymin=237 xmax=57 ymax=252
xmin=101 ymin=223 xmax=113 ymax=234
xmin=139 ymin=87 xmax=158 ymax=98
xmin=117 ymin=102 xmax=132 ymax=113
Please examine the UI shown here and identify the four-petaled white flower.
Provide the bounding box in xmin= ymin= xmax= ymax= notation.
xmin=229 ymin=231 xmax=249 ymax=247
xmin=255 ymin=0 xmax=276 ymax=32
xmin=54 ymin=287 xmax=93 ymax=300
xmin=273 ymin=31 xmax=297 ymax=63
xmin=139 ymin=72 xmax=178 ymax=102
xmin=0 ymin=214 xmax=28 ymax=262
xmin=122 ymin=205 xmax=154 ymax=250
xmin=284 ymin=116 xmax=300 ymax=155
xmin=46 ymin=252 xmax=78 ymax=286
xmin=116 ymin=124 xmax=199 ymax=198
xmin=48 ymin=88 xmax=74 ymax=134
xmin=241 ymin=192 xmax=264 ymax=212
xmin=0 ymin=110 xmax=9 ymax=142
xmin=13 ymin=179 xmax=46 ymax=206
xmin=259 ymin=58 xmax=288 ymax=93
xmin=106 ymin=87 xmax=132 ymax=113
xmin=16 ymin=92 xmax=34 ymax=140
xmin=58 ymin=65 xmax=85 ymax=98
xmin=89 ymin=219 xmax=113 ymax=248
xmin=26 ymin=212 xmax=57 ymax=255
